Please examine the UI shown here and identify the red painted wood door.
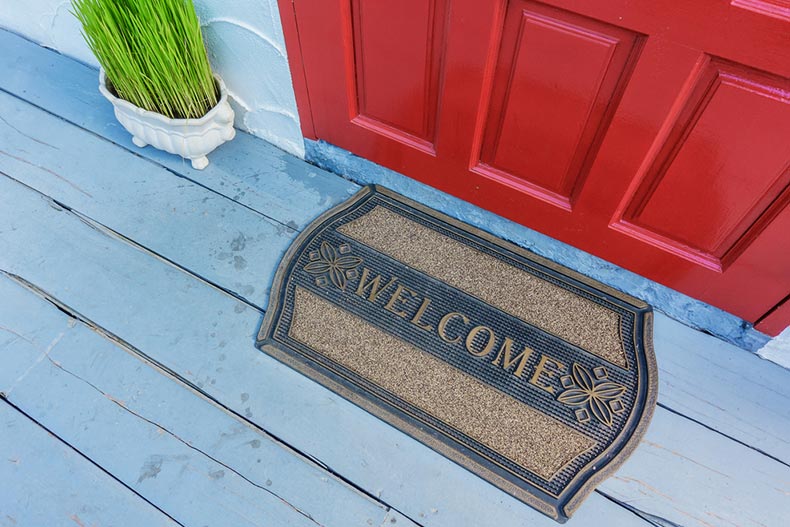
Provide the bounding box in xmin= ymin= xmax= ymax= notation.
xmin=282 ymin=0 xmax=790 ymax=333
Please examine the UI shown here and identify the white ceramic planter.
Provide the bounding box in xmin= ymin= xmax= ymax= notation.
xmin=99 ymin=69 xmax=235 ymax=169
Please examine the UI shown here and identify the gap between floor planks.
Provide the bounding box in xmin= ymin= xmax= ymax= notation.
xmin=2 ymin=27 xmax=789 ymax=527
xmin=0 ymin=274 xmax=414 ymax=527
xmin=1 ymin=164 xmax=788 ymax=527
xmin=0 ymin=399 xmax=182 ymax=527
xmin=0 ymin=186 xmax=650 ymax=527
xmin=0 ymin=66 xmax=788 ymax=469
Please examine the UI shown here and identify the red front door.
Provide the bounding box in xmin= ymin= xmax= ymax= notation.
xmin=281 ymin=0 xmax=790 ymax=333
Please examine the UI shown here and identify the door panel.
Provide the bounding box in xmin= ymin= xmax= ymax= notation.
xmin=350 ymin=0 xmax=448 ymax=152
xmin=286 ymin=0 xmax=790 ymax=332
xmin=613 ymin=57 xmax=790 ymax=272
xmin=475 ymin=2 xmax=643 ymax=209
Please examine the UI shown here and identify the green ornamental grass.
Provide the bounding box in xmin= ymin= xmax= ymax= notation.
xmin=73 ymin=0 xmax=218 ymax=119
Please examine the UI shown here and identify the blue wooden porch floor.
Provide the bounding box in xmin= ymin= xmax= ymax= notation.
xmin=1 ymin=29 xmax=789 ymax=527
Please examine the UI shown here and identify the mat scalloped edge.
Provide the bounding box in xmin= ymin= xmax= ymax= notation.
xmin=257 ymin=185 xmax=658 ymax=522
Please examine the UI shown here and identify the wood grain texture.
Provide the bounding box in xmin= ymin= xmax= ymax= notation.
xmin=0 ymin=27 xmax=786 ymax=467
xmin=0 ymin=276 xmax=397 ymax=527
xmin=0 ymin=402 xmax=178 ymax=527
xmin=0 ymin=89 xmax=292 ymax=309
xmin=0 ymin=158 xmax=645 ymax=527
xmin=2 ymin=163 xmax=789 ymax=526
xmin=654 ymin=313 xmax=790 ymax=465
xmin=2 ymin=28 xmax=790 ymax=526
xmin=0 ymin=29 xmax=358 ymax=232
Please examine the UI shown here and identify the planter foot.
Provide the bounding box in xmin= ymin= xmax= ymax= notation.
xmin=132 ymin=136 xmax=147 ymax=148
xmin=191 ymin=156 xmax=209 ymax=170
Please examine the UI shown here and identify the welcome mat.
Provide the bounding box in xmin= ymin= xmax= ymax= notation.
xmin=257 ymin=186 xmax=657 ymax=522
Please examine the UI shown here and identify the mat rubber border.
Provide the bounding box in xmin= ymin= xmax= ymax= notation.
xmin=257 ymin=185 xmax=657 ymax=522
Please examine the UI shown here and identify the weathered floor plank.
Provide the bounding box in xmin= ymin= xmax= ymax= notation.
xmin=0 ymin=275 xmax=399 ymax=527
xmin=3 ymin=155 xmax=789 ymax=526
xmin=0 ymin=401 xmax=179 ymax=527
xmin=1 ymin=28 xmax=788 ymax=470
xmin=654 ymin=314 xmax=790 ymax=464
xmin=0 ymin=28 xmax=357 ymax=232
xmin=0 ymin=89 xmax=292 ymax=308
xmin=0 ymin=150 xmax=648 ymax=527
